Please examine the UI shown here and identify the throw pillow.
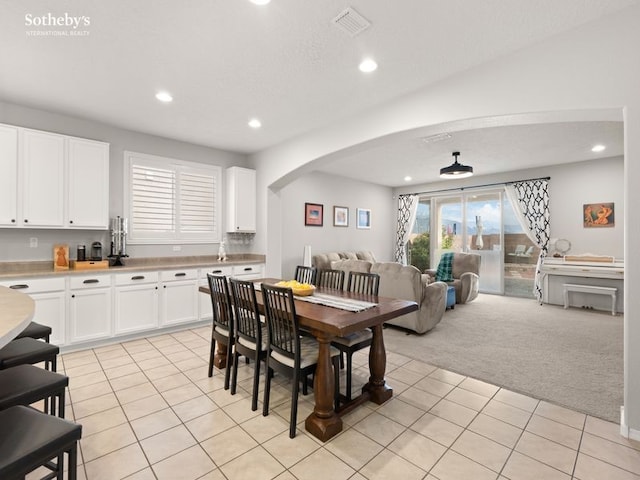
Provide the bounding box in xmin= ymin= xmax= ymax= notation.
xmin=435 ymin=252 xmax=454 ymax=282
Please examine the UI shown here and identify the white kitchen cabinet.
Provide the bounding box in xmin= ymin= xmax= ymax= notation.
xmin=198 ymin=265 xmax=233 ymax=321
xmin=21 ymin=129 xmax=65 ymax=227
xmin=231 ymin=263 xmax=263 ymax=280
xmin=0 ymin=123 xmax=110 ymax=230
xmin=0 ymin=277 xmax=66 ymax=346
xmin=160 ymin=268 xmax=199 ymax=327
xmin=114 ymin=272 xmax=159 ymax=335
xmin=226 ymin=167 xmax=256 ymax=233
xmin=0 ymin=125 xmax=18 ymax=226
xmin=67 ymin=137 xmax=110 ymax=229
xmin=68 ymin=274 xmax=112 ymax=343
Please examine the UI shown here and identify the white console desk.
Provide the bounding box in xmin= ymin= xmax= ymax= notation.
xmin=541 ymin=257 xmax=624 ymax=313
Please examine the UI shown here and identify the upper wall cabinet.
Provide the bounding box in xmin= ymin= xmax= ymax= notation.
xmin=226 ymin=166 xmax=256 ymax=233
xmin=0 ymin=123 xmax=110 ymax=230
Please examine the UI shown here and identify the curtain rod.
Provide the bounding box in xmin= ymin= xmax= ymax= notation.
xmin=400 ymin=176 xmax=551 ymax=197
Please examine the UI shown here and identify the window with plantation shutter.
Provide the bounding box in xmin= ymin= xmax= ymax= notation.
xmin=125 ymin=151 xmax=221 ymax=244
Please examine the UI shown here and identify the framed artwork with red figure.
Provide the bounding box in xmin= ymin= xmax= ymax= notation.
xmin=583 ymin=202 xmax=614 ymax=228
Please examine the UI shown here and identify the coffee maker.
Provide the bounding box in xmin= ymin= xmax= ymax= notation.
xmin=108 ymin=216 xmax=129 ymax=266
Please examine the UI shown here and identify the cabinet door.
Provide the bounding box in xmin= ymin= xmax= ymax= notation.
xmin=161 ymin=279 xmax=199 ymax=326
xmin=114 ymin=284 xmax=158 ymax=334
xmin=31 ymin=291 xmax=66 ymax=346
xmin=226 ymin=167 xmax=256 ymax=232
xmin=21 ymin=129 xmax=65 ymax=227
xmin=67 ymin=138 xmax=110 ymax=228
xmin=0 ymin=125 xmax=18 ymax=226
xmin=69 ymin=288 xmax=112 ymax=343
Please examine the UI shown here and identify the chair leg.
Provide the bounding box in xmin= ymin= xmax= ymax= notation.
xmin=290 ymin=369 xmax=300 ymax=438
xmin=230 ymin=350 xmax=239 ymax=395
xmin=339 ymin=351 xmax=345 ymax=369
xmin=223 ymin=339 xmax=233 ymax=390
xmin=208 ymin=338 xmax=216 ymax=378
xmin=251 ymin=353 xmax=260 ymax=411
xmin=263 ymin=361 xmax=272 ymax=417
xmin=68 ymin=442 xmax=78 ymax=480
xmin=345 ymin=351 xmax=353 ymax=401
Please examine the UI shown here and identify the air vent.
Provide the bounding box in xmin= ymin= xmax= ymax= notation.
xmin=332 ymin=7 xmax=371 ymax=37
xmin=421 ymin=133 xmax=452 ymax=144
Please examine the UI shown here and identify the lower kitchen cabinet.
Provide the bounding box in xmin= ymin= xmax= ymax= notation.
xmin=160 ymin=269 xmax=199 ymax=327
xmin=68 ymin=274 xmax=112 ymax=344
xmin=0 ymin=277 xmax=66 ymax=346
xmin=114 ymin=272 xmax=159 ymax=335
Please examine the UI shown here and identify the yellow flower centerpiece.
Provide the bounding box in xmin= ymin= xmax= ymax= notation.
xmin=275 ymin=279 xmax=316 ymax=296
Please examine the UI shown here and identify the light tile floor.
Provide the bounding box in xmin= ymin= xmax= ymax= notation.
xmin=27 ymin=326 xmax=640 ymax=480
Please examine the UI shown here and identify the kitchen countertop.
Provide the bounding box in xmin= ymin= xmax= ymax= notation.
xmin=0 ymin=254 xmax=265 ymax=279
xmin=0 ymin=286 xmax=35 ymax=349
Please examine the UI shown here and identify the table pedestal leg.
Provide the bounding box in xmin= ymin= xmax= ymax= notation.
xmin=305 ymin=333 xmax=342 ymax=441
xmin=362 ymin=324 xmax=392 ymax=404
xmin=213 ymin=341 xmax=228 ymax=369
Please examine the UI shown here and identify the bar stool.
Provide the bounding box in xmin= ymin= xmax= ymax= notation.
xmin=15 ymin=321 xmax=52 ymax=343
xmin=0 ymin=337 xmax=59 ymax=372
xmin=0 ymin=364 xmax=68 ymax=417
xmin=0 ymin=405 xmax=82 ymax=480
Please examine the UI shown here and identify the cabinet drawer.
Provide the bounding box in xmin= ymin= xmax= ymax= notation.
xmin=160 ymin=269 xmax=198 ymax=282
xmin=115 ymin=271 xmax=159 ymax=286
xmin=232 ymin=264 xmax=263 ymax=277
xmin=69 ymin=274 xmax=112 ymax=290
xmin=0 ymin=276 xmax=65 ymax=293
xmin=201 ymin=265 xmax=233 ymax=277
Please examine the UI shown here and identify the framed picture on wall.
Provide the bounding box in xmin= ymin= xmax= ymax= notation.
xmin=583 ymin=202 xmax=614 ymax=228
xmin=333 ymin=206 xmax=349 ymax=227
xmin=305 ymin=202 xmax=323 ymax=226
xmin=356 ymin=208 xmax=371 ymax=229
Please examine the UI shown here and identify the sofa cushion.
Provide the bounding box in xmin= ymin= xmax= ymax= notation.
xmin=330 ymin=259 xmax=372 ymax=274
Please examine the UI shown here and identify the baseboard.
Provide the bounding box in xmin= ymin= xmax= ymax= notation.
xmin=619 ymin=406 xmax=640 ymax=440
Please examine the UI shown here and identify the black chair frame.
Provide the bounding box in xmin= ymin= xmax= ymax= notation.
xmin=207 ymin=273 xmax=234 ymax=390
xmin=316 ymin=269 xmax=345 ymax=291
xmin=294 ymin=265 xmax=317 ymax=285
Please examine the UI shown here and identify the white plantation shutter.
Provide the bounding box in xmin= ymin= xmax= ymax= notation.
xmin=125 ymin=151 xmax=221 ymax=243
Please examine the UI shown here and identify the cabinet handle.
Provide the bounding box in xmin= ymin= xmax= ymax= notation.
xmin=83 ymin=279 xmax=99 ymax=284
xmin=212 ymin=269 xmax=222 ymax=274
xmin=71 ymin=294 xmax=75 ymax=298
xmin=131 ymin=275 xmax=145 ymax=280
xmin=163 ymin=285 xmax=167 ymax=288
xmin=24 ymin=219 xmax=28 ymax=223
xmin=9 ymin=284 xmax=29 ymax=289
xmin=174 ymin=272 xmax=186 ymax=277
xmin=69 ymin=220 xmax=74 ymax=224
xmin=11 ymin=219 xmax=15 ymax=223
xmin=244 ymin=267 xmax=252 ymax=272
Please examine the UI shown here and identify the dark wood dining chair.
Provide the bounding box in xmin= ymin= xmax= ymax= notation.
xmin=294 ymin=265 xmax=317 ymax=285
xmin=331 ymin=271 xmax=380 ymax=402
xmin=261 ymin=283 xmax=340 ymax=438
xmin=207 ymin=273 xmax=234 ymax=390
xmin=228 ymin=278 xmax=268 ymax=411
xmin=316 ymin=269 xmax=345 ymax=290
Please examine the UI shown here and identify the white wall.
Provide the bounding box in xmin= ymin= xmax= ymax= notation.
xmin=250 ymin=6 xmax=640 ymax=434
xmin=0 ymin=101 xmax=249 ymax=261
xmin=279 ymin=172 xmax=394 ymax=279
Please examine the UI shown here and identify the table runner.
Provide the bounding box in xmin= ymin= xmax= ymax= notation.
xmin=294 ymin=292 xmax=377 ymax=312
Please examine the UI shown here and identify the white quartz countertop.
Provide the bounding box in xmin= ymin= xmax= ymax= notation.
xmin=0 ymin=286 xmax=35 ymax=349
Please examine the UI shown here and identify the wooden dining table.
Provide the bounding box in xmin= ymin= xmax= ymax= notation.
xmin=199 ymin=278 xmax=418 ymax=442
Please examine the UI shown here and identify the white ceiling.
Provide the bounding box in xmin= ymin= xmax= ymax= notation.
xmin=0 ymin=0 xmax=633 ymax=185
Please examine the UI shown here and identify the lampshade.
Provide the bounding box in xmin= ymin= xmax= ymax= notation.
xmin=440 ymin=151 xmax=473 ymax=179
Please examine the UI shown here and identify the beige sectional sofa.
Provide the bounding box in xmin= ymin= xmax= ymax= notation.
xmin=312 ymin=251 xmax=447 ymax=334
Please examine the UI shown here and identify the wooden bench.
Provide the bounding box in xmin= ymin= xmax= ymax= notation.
xmin=563 ymin=283 xmax=617 ymax=315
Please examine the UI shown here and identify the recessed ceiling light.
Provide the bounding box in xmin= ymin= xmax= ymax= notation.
xmin=591 ymin=144 xmax=606 ymax=152
xmin=404 ymin=176 xmax=412 ymax=182
xmin=250 ymin=0 xmax=270 ymax=5
xmin=359 ymin=58 xmax=378 ymax=73
xmin=155 ymin=91 xmax=173 ymax=103
xmin=248 ymin=118 xmax=262 ymax=129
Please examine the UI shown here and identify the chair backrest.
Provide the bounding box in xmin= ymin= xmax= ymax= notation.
xmin=316 ymin=269 xmax=345 ymax=290
xmin=346 ymin=271 xmax=380 ymax=296
xmin=261 ymin=284 xmax=300 ymax=363
xmin=294 ymin=265 xmax=317 ymax=285
xmin=229 ymin=278 xmax=262 ymax=346
xmin=207 ymin=274 xmax=233 ymax=331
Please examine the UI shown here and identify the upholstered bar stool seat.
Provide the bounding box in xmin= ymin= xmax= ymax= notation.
xmin=0 ymin=405 xmax=82 ymax=480
xmin=0 ymin=364 xmax=68 ymax=417
xmin=15 ymin=321 xmax=52 ymax=343
xmin=0 ymin=337 xmax=59 ymax=372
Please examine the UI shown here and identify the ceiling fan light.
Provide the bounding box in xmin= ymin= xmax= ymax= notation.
xmin=439 ymin=151 xmax=473 ymax=179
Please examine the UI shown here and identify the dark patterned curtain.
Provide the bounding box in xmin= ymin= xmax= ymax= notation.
xmin=394 ymin=194 xmax=419 ymax=264
xmin=505 ymin=179 xmax=550 ymax=303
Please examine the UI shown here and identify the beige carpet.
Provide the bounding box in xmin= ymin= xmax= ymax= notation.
xmin=383 ymin=293 xmax=623 ymax=422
